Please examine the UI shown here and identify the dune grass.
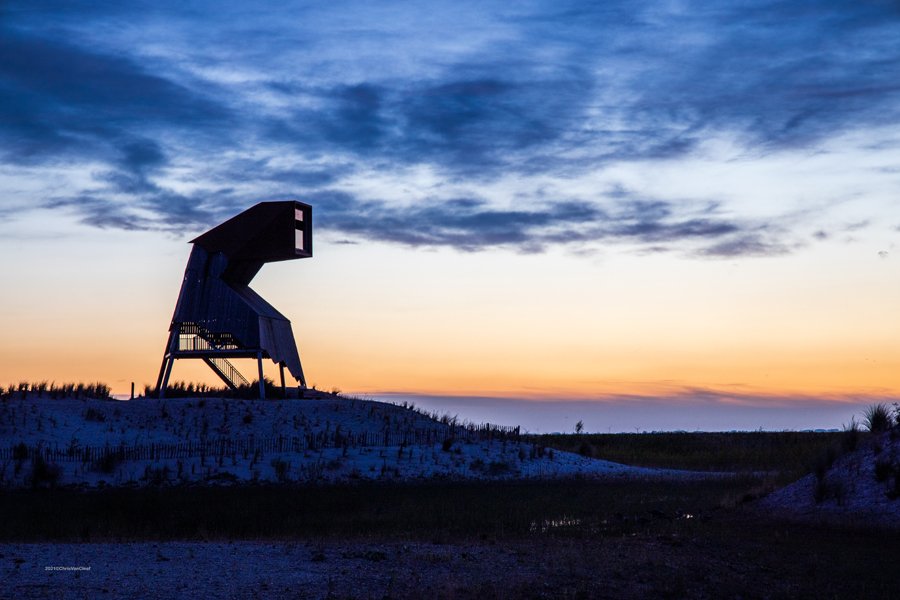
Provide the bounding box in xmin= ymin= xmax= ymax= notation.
xmin=0 ymin=381 xmax=111 ymax=400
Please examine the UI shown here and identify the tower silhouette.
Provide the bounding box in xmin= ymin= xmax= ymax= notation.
xmin=155 ymin=201 xmax=312 ymax=398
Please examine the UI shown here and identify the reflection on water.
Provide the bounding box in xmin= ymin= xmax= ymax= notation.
xmin=529 ymin=517 xmax=582 ymax=533
xmin=530 ymin=511 xmax=696 ymax=533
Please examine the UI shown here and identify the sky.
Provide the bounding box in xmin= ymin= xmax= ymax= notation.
xmin=1 ymin=0 xmax=899 ymax=432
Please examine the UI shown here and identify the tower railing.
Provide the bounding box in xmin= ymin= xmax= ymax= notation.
xmin=203 ymin=356 xmax=250 ymax=388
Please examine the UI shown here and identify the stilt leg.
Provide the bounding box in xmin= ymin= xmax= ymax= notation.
xmin=156 ymin=329 xmax=177 ymax=399
xmin=155 ymin=355 xmax=169 ymax=393
xmin=159 ymin=357 xmax=174 ymax=399
xmin=257 ymin=352 xmax=265 ymax=400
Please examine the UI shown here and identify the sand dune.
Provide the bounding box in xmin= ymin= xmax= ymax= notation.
xmin=0 ymin=395 xmax=696 ymax=488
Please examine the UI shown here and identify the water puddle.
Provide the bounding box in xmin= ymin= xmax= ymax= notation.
xmin=529 ymin=517 xmax=582 ymax=533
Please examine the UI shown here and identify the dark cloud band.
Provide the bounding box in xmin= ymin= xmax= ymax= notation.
xmin=2 ymin=0 xmax=898 ymax=257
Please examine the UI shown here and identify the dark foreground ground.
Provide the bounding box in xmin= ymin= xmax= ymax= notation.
xmin=2 ymin=477 xmax=899 ymax=599
xmin=3 ymin=430 xmax=897 ymax=598
xmin=4 ymin=524 xmax=898 ymax=600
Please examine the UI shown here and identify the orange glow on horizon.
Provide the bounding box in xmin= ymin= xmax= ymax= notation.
xmin=8 ymin=333 xmax=894 ymax=402
xmin=1 ymin=227 xmax=898 ymax=406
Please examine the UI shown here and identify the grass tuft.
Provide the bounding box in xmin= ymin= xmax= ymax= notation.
xmin=863 ymin=403 xmax=892 ymax=433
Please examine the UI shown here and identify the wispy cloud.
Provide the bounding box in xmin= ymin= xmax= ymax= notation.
xmin=2 ymin=0 xmax=899 ymax=255
xmin=0 ymin=30 xmax=229 ymax=165
xmin=307 ymin=190 xmax=791 ymax=257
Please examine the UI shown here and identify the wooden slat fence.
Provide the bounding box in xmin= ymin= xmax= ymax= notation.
xmin=0 ymin=423 xmax=520 ymax=464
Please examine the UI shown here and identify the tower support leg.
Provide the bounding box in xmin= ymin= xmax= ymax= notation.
xmin=159 ymin=357 xmax=174 ymax=399
xmin=156 ymin=329 xmax=178 ymax=399
xmin=279 ymin=363 xmax=286 ymax=398
xmin=155 ymin=355 xmax=169 ymax=394
xmin=257 ymin=352 xmax=266 ymax=400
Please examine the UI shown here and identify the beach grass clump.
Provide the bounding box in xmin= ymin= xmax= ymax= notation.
xmin=2 ymin=382 xmax=112 ymax=400
xmin=83 ymin=407 xmax=106 ymax=422
xmin=147 ymin=378 xmax=297 ymax=400
xmin=862 ymin=403 xmax=892 ymax=433
xmin=29 ymin=454 xmax=60 ymax=489
xmin=93 ymin=448 xmax=121 ymax=474
xmin=840 ymin=418 xmax=860 ymax=453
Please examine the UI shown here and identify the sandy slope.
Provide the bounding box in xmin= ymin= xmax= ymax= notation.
xmin=759 ymin=429 xmax=900 ymax=526
xmin=0 ymin=395 xmax=693 ymax=488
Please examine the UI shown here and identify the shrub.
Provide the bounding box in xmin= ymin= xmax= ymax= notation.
xmin=91 ymin=383 xmax=111 ymax=399
xmin=813 ymin=444 xmax=839 ymax=480
xmin=12 ymin=442 xmax=29 ymax=461
xmin=874 ymin=458 xmax=893 ymax=483
xmin=94 ymin=449 xmax=121 ymax=474
xmin=271 ymin=458 xmax=291 ymax=482
xmin=145 ymin=466 xmax=171 ymax=486
xmin=889 ymin=475 xmax=900 ymax=500
xmin=578 ymin=441 xmax=594 ymax=458
xmin=863 ymin=403 xmax=892 ymax=433
xmin=487 ymin=461 xmax=512 ymax=475
xmin=30 ymin=454 xmax=61 ymax=489
xmin=841 ymin=418 xmax=860 ymax=453
xmin=814 ymin=477 xmax=846 ymax=505
xmin=83 ymin=408 xmax=106 ymax=423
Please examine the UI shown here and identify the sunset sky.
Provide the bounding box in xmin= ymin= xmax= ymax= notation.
xmin=1 ymin=1 xmax=899 ymax=431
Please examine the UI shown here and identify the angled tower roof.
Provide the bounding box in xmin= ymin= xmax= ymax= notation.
xmin=155 ymin=201 xmax=313 ymax=398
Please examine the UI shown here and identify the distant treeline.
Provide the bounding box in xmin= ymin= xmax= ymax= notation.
xmin=531 ymin=404 xmax=900 ymax=481
xmin=529 ymin=431 xmax=847 ymax=480
xmin=0 ymin=382 xmax=111 ymax=400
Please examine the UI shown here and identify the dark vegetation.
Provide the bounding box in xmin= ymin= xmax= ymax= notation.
xmin=143 ymin=379 xmax=340 ymax=400
xmin=0 ymin=381 xmax=111 ymax=400
xmin=2 ymin=418 xmax=896 ymax=543
xmin=2 ymin=399 xmax=899 ymax=596
xmin=534 ymin=402 xmax=900 ymax=491
xmin=809 ymin=405 xmax=900 ymax=504
xmin=863 ymin=402 xmax=895 ymax=433
xmin=531 ymin=430 xmax=844 ymax=482
xmin=27 ymin=454 xmax=60 ymax=489
xmin=2 ymin=479 xmax=899 ymax=597
xmin=0 ymin=477 xmax=832 ymax=542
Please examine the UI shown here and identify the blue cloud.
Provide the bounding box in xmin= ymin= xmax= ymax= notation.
xmin=301 ymin=190 xmax=788 ymax=257
xmin=0 ymin=29 xmax=229 ymax=166
xmin=2 ymin=0 xmax=898 ymax=256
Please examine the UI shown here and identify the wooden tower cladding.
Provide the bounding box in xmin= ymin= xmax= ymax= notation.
xmin=155 ymin=201 xmax=313 ymax=399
